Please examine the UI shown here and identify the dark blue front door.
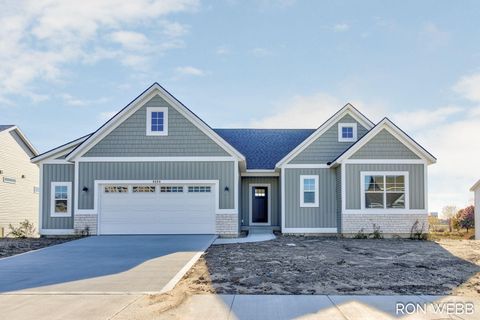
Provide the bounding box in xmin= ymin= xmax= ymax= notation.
xmin=252 ymin=187 xmax=268 ymax=223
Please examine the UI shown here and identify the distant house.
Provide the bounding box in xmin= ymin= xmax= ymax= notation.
xmin=0 ymin=125 xmax=39 ymax=237
xmin=429 ymin=212 xmax=439 ymax=218
xmin=470 ymin=180 xmax=480 ymax=240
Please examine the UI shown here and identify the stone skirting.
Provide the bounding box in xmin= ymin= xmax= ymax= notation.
xmin=216 ymin=213 xmax=239 ymax=237
xmin=341 ymin=213 xmax=428 ymax=236
xmin=74 ymin=214 xmax=98 ymax=235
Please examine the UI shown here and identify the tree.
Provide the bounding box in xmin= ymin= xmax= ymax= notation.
xmin=457 ymin=205 xmax=475 ymax=232
xmin=442 ymin=205 xmax=458 ymax=232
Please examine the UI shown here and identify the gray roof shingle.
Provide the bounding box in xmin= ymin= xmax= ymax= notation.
xmin=0 ymin=125 xmax=14 ymax=132
xmin=214 ymin=129 xmax=315 ymax=169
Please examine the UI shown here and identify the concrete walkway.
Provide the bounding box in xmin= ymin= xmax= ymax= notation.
xmin=123 ymin=294 xmax=480 ymax=320
xmin=214 ymin=232 xmax=276 ymax=245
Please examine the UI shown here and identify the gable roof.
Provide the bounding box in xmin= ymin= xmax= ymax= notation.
xmin=275 ymin=103 xmax=375 ymax=167
xmin=329 ymin=117 xmax=436 ymax=166
xmin=0 ymin=125 xmax=38 ymax=156
xmin=215 ymin=129 xmax=315 ymax=169
xmin=65 ymin=83 xmax=245 ymax=161
xmin=471 ymin=179 xmax=480 ymax=192
xmin=31 ymin=133 xmax=92 ymax=163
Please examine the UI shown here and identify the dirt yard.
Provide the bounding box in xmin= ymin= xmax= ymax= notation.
xmin=0 ymin=237 xmax=79 ymax=258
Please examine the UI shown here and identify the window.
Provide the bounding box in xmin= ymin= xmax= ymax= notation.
xmin=362 ymin=172 xmax=408 ymax=210
xmin=33 ymin=186 xmax=40 ymax=194
xmin=254 ymin=188 xmax=266 ymax=197
xmin=3 ymin=177 xmax=16 ymax=184
xmin=132 ymin=186 xmax=156 ymax=193
xmin=338 ymin=123 xmax=357 ymax=142
xmin=188 ymin=186 xmax=211 ymax=193
xmin=300 ymin=175 xmax=319 ymax=207
xmin=146 ymin=107 xmax=168 ymax=136
xmin=160 ymin=186 xmax=184 ymax=193
xmin=104 ymin=186 xmax=129 ymax=193
xmin=50 ymin=182 xmax=72 ymax=217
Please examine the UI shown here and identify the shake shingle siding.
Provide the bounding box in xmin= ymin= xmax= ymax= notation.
xmin=289 ymin=114 xmax=369 ymax=164
xmin=84 ymin=95 xmax=229 ymax=157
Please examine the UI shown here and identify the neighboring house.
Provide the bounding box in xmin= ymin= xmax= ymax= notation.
xmin=470 ymin=180 xmax=479 ymax=240
xmin=0 ymin=125 xmax=39 ymax=236
xmin=31 ymin=83 xmax=436 ymax=237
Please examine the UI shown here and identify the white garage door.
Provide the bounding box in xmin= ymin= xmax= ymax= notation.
xmin=98 ymin=183 xmax=216 ymax=235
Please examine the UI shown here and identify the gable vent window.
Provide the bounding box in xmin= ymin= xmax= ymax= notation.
xmin=338 ymin=123 xmax=357 ymax=142
xmin=146 ymin=107 xmax=168 ymax=136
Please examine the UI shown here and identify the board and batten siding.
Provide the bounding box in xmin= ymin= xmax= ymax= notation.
xmin=240 ymin=177 xmax=280 ymax=227
xmin=289 ymin=114 xmax=369 ymax=164
xmin=350 ymin=129 xmax=420 ymax=159
xmin=84 ymin=95 xmax=229 ymax=157
xmin=0 ymin=130 xmax=39 ymax=233
xmin=284 ymin=168 xmax=337 ymax=228
xmin=335 ymin=166 xmax=342 ymax=230
xmin=78 ymin=161 xmax=235 ymax=210
xmin=41 ymin=164 xmax=74 ymax=230
xmin=345 ymin=163 xmax=425 ymax=210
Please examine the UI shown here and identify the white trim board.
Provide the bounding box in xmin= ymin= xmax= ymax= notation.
xmin=249 ymin=183 xmax=271 ymax=226
xmin=283 ymin=164 xmax=329 ymax=169
xmin=76 ymin=156 xmax=236 ymax=162
xmin=275 ymin=103 xmax=374 ymax=167
xmin=66 ymin=84 xmax=245 ymax=162
xmin=31 ymin=135 xmax=89 ymax=163
xmin=2 ymin=125 xmax=38 ymax=156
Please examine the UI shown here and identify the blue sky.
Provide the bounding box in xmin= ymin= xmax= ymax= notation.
xmin=1 ymin=0 xmax=480 ymax=215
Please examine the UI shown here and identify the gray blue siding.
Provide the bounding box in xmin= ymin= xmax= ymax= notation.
xmin=345 ymin=163 xmax=425 ymax=210
xmin=289 ymin=114 xmax=369 ymax=164
xmin=240 ymin=177 xmax=280 ymax=227
xmin=350 ymin=129 xmax=420 ymax=159
xmin=284 ymin=168 xmax=337 ymax=228
xmin=42 ymin=164 xmax=74 ymax=230
xmin=78 ymin=161 xmax=235 ymax=210
xmin=84 ymin=94 xmax=229 ymax=157
xmin=335 ymin=166 xmax=342 ymax=230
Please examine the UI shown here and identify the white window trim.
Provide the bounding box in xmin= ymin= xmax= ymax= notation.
xmin=146 ymin=106 xmax=168 ymax=136
xmin=338 ymin=123 xmax=357 ymax=142
xmin=300 ymin=175 xmax=319 ymax=207
xmin=50 ymin=182 xmax=72 ymax=217
xmin=360 ymin=171 xmax=410 ymax=211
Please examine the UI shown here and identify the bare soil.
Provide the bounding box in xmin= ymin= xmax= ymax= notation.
xmin=0 ymin=237 xmax=80 ymax=258
xmin=128 ymin=237 xmax=480 ymax=316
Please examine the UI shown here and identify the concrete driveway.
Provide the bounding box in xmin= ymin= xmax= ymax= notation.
xmin=0 ymin=235 xmax=215 ymax=294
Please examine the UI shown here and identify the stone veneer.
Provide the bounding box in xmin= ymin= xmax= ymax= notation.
xmin=74 ymin=214 xmax=98 ymax=235
xmin=216 ymin=213 xmax=239 ymax=237
xmin=342 ymin=213 xmax=428 ymax=236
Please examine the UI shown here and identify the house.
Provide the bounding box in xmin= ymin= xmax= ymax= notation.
xmin=31 ymin=83 xmax=436 ymax=237
xmin=0 ymin=125 xmax=39 ymax=237
xmin=470 ymin=180 xmax=479 ymax=239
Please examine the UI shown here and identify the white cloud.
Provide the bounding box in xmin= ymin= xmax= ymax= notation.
xmin=0 ymin=0 xmax=198 ymax=99
xmin=419 ymin=22 xmax=450 ymax=49
xmin=98 ymin=111 xmax=117 ymax=121
xmin=453 ymin=72 xmax=480 ymax=102
xmin=61 ymin=93 xmax=109 ymax=107
xmin=109 ymin=31 xmax=150 ymax=51
xmin=333 ymin=23 xmax=350 ymax=32
xmin=175 ymin=66 xmax=205 ymax=77
xmin=216 ymin=46 xmax=230 ymax=55
xmin=391 ymin=106 xmax=463 ymax=132
xmin=250 ymin=47 xmax=271 ymax=57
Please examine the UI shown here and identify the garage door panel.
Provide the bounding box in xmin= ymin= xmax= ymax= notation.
xmin=99 ymin=184 xmax=216 ymax=234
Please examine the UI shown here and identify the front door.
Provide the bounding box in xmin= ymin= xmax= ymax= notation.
xmin=251 ymin=186 xmax=268 ymax=224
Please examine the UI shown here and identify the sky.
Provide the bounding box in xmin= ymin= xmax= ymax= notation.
xmin=1 ymin=0 xmax=479 ymax=216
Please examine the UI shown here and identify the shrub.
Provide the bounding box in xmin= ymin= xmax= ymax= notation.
xmin=353 ymin=228 xmax=368 ymax=239
xmin=8 ymin=220 xmax=36 ymax=238
xmin=410 ymin=220 xmax=427 ymax=240
xmin=369 ymin=224 xmax=383 ymax=239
